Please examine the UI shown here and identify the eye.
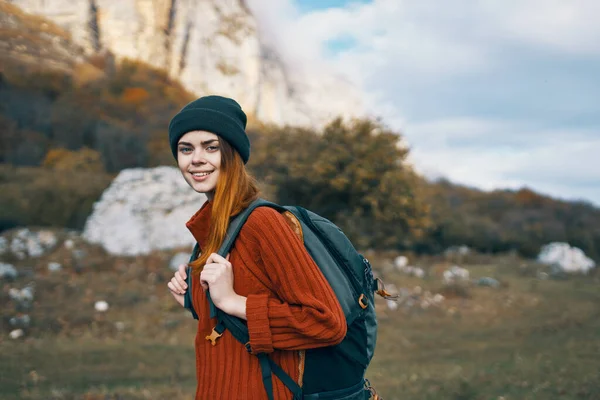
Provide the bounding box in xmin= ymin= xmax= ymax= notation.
xmin=206 ymin=145 xmax=220 ymax=152
xmin=179 ymin=146 xmax=192 ymax=154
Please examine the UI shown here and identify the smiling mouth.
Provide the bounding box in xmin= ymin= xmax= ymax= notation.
xmin=191 ymin=171 xmax=213 ymax=177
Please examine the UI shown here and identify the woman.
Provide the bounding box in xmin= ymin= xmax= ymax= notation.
xmin=166 ymin=95 xmax=347 ymax=399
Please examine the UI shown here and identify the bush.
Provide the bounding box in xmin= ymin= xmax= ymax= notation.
xmin=248 ymin=118 xmax=431 ymax=250
xmin=0 ymin=164 xmax=113 ymax=230
xmin=43 ymin=147 xmax=105 ymax=172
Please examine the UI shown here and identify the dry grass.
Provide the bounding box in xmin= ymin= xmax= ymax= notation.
xmin=1 ymin=244 xmax=599 ymax=399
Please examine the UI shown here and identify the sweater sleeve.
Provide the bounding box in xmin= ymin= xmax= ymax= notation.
xmin=239 ymin=207 xmax=347 ymax=354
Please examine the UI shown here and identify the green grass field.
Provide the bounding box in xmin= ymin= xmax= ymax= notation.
xmin=1 ymin=248 xmax=599 ymax=400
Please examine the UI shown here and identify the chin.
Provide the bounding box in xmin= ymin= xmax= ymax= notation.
xmin=188 ymin=179 xmax=215 ymax=194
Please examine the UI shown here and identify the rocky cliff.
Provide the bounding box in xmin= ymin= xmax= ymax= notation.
xmin=7 ymin=0 xmax=362 ymax=126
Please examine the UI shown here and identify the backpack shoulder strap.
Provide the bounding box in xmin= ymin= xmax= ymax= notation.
xmin=184 ymin=243 xmax=200 ymax=320
xmin=216 ymin=198 xmax=285 ymax=257
xmin=183 ymin=199 xmax=282 ymax=320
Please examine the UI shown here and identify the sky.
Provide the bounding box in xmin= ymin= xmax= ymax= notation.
xmin=246 ymin=0 xmax=600 ymax=206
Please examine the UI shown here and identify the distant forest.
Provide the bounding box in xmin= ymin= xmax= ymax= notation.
xmin=1 ymin=4 xmax=599 ymax=261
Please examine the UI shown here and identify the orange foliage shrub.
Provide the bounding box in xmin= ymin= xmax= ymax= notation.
xmin=121 ymin=87 xmax=150 ymax=105
xmin=43 ymin=147 xmax=105 ymax=173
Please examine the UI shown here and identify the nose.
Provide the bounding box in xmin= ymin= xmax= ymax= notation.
xmin=191 ymin=148 xmax=206 ymax=165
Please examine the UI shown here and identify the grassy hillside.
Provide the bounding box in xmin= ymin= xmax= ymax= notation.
xmin=1 ymin=234 xmax=598 ymax=399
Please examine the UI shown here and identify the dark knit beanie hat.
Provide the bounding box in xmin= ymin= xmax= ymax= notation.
xmin=168 ymin=95 xmax=250 ymax=163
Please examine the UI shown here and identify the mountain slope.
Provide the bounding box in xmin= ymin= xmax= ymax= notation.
xmin=7 ymin=0 xmax=363 ymax=126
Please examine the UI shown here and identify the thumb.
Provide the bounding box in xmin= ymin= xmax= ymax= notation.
xmin=179 ymin=263 xmax=188 ymax=279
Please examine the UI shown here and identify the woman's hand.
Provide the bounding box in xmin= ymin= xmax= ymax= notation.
xmin=167 ymin=263 xmax=188 ymax=307
xmin=201 ymin=253 xmax=247 ymax=319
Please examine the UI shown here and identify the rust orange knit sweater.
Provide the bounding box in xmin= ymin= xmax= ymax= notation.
xmin=186 ymin=201 xmax=347 ymax=400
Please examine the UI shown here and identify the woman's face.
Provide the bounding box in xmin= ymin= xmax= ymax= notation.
xmin=177 ymin=130 xmax=221 ymax=199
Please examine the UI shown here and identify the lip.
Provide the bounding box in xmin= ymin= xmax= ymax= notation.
xmin=190 ymin=171 xmax=213 ymax=182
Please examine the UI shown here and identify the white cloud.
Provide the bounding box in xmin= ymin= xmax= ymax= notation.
xmin=492 ymin=0 xmax=600 ymax=54
xmin=247 ymin=0 xmax=600 ymax=204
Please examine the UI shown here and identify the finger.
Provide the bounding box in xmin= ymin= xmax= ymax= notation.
xmin=226 ymin=253 xmax=230 ymax=261
xmin=200 ymin=271 xmax=216 ymax=283
xmin=207 ymin=253 xmax=230 ymax=266
xmin=170 ymin=277 xmax=185 ymax=294
xmin=202 ymin=263 xmax=225 ymax=273
xmin=168 ymin=281 xmax=183 ymax=295
xmin=178 ymin=263 xmax=188 ymax=279
xmin=174 ymin=272 xmax=188 ymax=289
xmin=199 ymin=274 xmax=211 ymax=290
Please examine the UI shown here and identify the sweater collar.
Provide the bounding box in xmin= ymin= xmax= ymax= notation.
xmin=186 ymin=200 xmax=212 ymax=248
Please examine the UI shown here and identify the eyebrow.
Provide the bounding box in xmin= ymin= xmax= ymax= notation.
xmin=178 ymin=139 xmax=219 ymax=146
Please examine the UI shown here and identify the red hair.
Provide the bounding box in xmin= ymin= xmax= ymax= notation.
xmin=189 ymin=138 xmax=259 ymax=273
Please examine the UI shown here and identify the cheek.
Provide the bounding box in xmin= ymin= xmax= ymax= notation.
xmin=177 ymin=155 xmax=189 ymax=173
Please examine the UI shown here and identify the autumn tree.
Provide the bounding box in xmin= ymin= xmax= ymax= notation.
xmin=249 ymin=118 xmax=431 ymax=250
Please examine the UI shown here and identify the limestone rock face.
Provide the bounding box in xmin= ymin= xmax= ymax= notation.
xmin=82 ymin=166 xmax=205 ymax=256
xmin=9 ymin=0 xmax=362 ymax=126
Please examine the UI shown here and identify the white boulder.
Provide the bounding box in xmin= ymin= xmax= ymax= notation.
xmin=83 ymin=167 xmax=206 ymax=256
xmin=537 ymin=242 xmax=595 ymax=274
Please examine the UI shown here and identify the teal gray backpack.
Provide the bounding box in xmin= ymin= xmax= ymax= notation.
xmin=184 ymin=199 xmax=392 ymax=399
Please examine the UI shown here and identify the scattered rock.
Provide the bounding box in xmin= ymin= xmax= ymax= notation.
xmin=0 ymin=262 xmax=17 ymax=279
xmin=8 ymin=230 xmax=53 ymax=258
xmin=413 ymin=267 xmax=425 ymax=279
xmin=0 ymin=236 xmax=7 ymax=255
xmin=9 ymin=314 xmax=31 ymax=328
xmin=476 ymin=277 xmax=500 ymax=288
xmin=394 ymin=256 xmax=408 ymax=269
xmin=94 ymin=300 xmax=109 ymax=312
xmin=9 ymin=285 xmax=35 ymax=303
xmin=386 ymin=300 xmax=398 ymax=311
xmin=444 ymin=245 xmax=471 ymax=257
xmin=389 ymin=285 xmax=446 ymax=312
xmin=537 ymin=242 xmax=595 ymax=274
xmin=9 ymin=329 xmax=24 ymax=339
xmin=7 ymin=229 xmax=58 ymax=259
xmin=443 ymin=265 xmax=470 ymax=284
xmin=394 ymin=257 xmax=426 ymax=279
xmin=48 ymin=262 xmax=62 ymax=272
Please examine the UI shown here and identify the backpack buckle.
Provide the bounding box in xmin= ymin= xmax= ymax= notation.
xmin=375 ymin=278 xmax=399 ymax=301
xmin=205 ymin=326 xmax=223 ymax=346
xmin=358 ymin=294 xmax=368 ymax=309
xmin=365 ymin=379 xmax=382 ymax=400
